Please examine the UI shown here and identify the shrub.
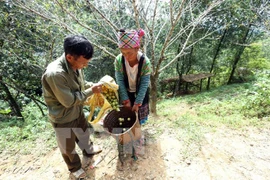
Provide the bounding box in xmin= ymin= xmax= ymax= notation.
xmin=242 ymin=71 xmax=270 ymax=118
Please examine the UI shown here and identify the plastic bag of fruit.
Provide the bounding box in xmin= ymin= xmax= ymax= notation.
xmin=84 ymin=75 xmax=119 ymax=129
xmin=99 ymin=75 xmax=119 ymax=110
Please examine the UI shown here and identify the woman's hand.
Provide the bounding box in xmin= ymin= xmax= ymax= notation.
xmin=122 ymin=99 xmax=131 ymax=107
xmin=132 ymin=104 xmax=139 ymax=112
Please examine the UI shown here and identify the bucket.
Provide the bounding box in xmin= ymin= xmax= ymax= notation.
xmin=103 ymin=106 xmax=142 ymax=144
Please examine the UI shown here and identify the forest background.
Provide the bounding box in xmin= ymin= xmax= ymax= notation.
xmin=0 ymin=0 xmax=270 ymax=162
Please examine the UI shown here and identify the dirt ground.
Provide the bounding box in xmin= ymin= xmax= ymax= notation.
xmin=1 ymin=122 xmax=270 ymax=180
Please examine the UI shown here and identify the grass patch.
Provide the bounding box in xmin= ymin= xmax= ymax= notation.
xmin=0 ymin=102 xmax=56 ymax=156
xmin=167 ymin=83 xmax=268 ymax=129
xmin=154 ymin=81 xmax=269 ymax=159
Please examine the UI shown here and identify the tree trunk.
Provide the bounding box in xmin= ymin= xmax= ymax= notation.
xmin=0 ymin=80 xmax=24 ymax=120
xmin=149 ymin=73 xmax=158 ymax=116
xmin=227 ymin=23 xmax=252 ymax=84
xmin=175 ymin=42 xmax=183 ymax=96
xmin=207 ymin=28 xmax=227 ymax=90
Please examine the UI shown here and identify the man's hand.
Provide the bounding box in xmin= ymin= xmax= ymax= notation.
xmin=91 ymin=83 xmax=103 ymax=94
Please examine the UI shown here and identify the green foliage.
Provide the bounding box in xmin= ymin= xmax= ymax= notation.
xmin=158 ymin=72 xmax=268 ymax=130
xmin=84 ymin=57 xmax=115 ymax=82
xmin=241 ymin=42 xmax=270 ymax=70
xmin=0 ymin=2 xmax=58 ymax=117
xmin=0 ymin=100 xmax=11 ymax=115
xmin=0 ymin=102 xmax=55 ymax=155
xmin=242 ymin=71 xmax=270 ymax=118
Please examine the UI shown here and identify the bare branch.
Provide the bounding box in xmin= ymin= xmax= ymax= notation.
xmin=146 ymin=0 xmax=159 ymax=72
xmin=151 ymin=0 xmax=158 ymax=31
xmin=154 ymin=22 xmax=167 ymax=46
xmin=189 ymin=1 xmax=195 ymax=21
xmin=159 ymin=25 xmax=196 ymax=72
xmin=132 ymin=0 xmax=140 ymax=28
xmin=55 ymin=0 xmax=116 ymax=45
xmin=13 ymin=1 xmax=50 ymax=21
xmin=160 ymin=26 xmax=226 ymax=72
xmin=173 ymin=0 xmax=187 ymax=25
xmin=13 ymin=0 xmax=116 ymax=59
xmin=232 ymin=42 xmax=252 ymax=47
xmin=170 ymin=0 xmax=173 ymax=25
xmin=13 ymin=0 xmax=77 ymax=34
xmin=157 ymin=0 xmax=225 ymax=73
xmin=85 ymin=0 xmax=119 ymax=31
xmin=166 ymin=22 xmax=193 ymax=49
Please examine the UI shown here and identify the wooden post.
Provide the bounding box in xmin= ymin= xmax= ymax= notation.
xmin=185 ymin=82 xmax=188 ymax=93
xmin=200 ymin=79 xmax=203 ymax=92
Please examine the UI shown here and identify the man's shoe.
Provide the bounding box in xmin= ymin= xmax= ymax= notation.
xmin=71 ymin=168 xmax=86 ymax=180
xmin=82 ymin=156 xmax=93 ymax=169
xmin=88 ymin=145 xmax=102 ymax=155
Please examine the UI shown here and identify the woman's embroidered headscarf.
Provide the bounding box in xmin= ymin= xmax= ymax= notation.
xmin=118 ymin=29 xmax=145 ymax=48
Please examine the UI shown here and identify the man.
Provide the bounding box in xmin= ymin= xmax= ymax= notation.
xmin=41 ymin=35 xmax=102 ymax=179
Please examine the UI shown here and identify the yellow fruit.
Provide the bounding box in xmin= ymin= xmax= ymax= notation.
xmin=102 ymin=85 xmax=119 ymax=110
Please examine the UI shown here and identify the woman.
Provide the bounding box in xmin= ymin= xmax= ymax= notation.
xmin=114 ymin=28 xmax=151 ymax=126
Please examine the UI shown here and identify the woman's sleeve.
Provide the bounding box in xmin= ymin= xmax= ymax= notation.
xmin=135 ymin=58 xmax=151 ymax=104
xmin=114 ymin=57 xmax=129 ymax=103
xmin=135 ymin=74 xmax=150 ymax=104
